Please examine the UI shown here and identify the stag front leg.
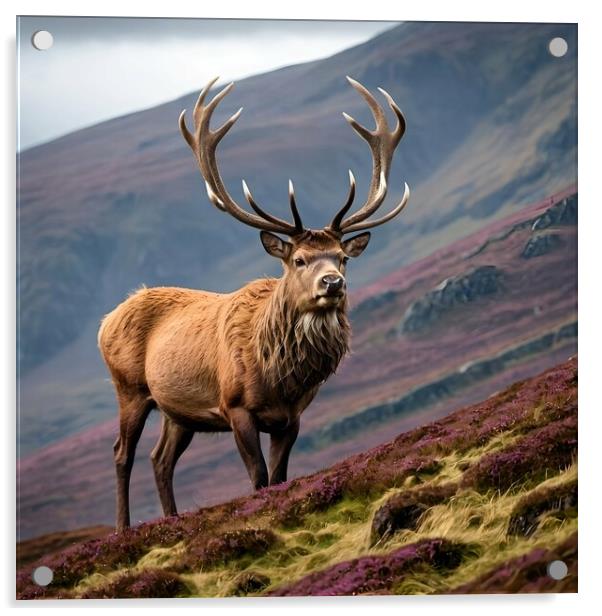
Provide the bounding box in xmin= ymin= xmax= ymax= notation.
xmin=229 ymin=407 xmax=268 ymax=490
xmin=268 ymin=418 xmax=300 ymax=485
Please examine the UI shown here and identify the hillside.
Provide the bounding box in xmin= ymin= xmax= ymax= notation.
xmin=17 ymin=357 xmax=577 ymax=598
xmin=17 ymin=21 xmax=577 ymax=456
xmin=17 ymin=187 xmax=577 ymax=539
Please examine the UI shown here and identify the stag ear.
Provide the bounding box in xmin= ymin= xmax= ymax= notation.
xmin=342 ymin=232 xmax=371 ymax=257
xmin=260 ymin=231 xmax=292 ymax=260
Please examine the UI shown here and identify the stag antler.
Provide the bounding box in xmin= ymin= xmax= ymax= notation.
xmin=179 ymin=77 xmax=304 ymax=235
xmin=326 ymin=77 xmax=410 ymax=235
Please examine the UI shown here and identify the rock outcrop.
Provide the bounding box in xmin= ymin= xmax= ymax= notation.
xmin=521 ymin=233 xmax=563 ymax=259
xmin=531 ymin=194 xmax=577 ymax=231
xmin=398 ymin=266 xmax=503 ymax=334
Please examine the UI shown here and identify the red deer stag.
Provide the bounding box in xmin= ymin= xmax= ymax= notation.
xmin=98 ymin=76 xmax=410 ymax=531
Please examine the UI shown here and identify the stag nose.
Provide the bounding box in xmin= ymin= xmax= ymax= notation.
xmin=321 ymin=274 xmax=345 ymax=295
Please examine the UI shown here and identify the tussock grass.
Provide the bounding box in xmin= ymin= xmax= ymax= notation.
xmin=179 ymin=463 xmax=577 ymax=596
xmin=70 ymin=450 xmax=577 ymax=598
xmin=184 ymin=498 xmax=373 ymax=596
xmin=400 ymin=465 xmax=578 ymax=594
xmin=19 ymin=359 xmax=577 ymax=598
xmin=64 ymin=459 xmax=579 ymax=598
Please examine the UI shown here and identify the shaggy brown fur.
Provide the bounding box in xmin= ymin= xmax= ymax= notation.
xmin=99 ymin=230 xmax=364 ymax=531
xmin=254 ymin=278 xmax=350 ymax=401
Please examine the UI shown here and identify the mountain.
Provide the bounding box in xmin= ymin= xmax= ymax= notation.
xmin=17 ymin=357 xmax=578 ymax=598
xmin=17 ymin=187 xmax=577 ymax=539
xmin=17 ymin=22 xmax=577 ymax=455
xmin=17 ymin=20 xmax=578 ymax=542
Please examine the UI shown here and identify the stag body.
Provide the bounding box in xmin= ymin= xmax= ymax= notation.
xmin=99 ymin=76 xmax=410 ymax=530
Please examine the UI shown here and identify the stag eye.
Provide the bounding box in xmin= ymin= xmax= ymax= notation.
xmin=342 ymin=256 xmax=350 ymax=265
xmin=294 ymin=257 xmax=306 ymax=267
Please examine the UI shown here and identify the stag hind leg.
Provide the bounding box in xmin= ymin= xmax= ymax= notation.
xmin=113 ymin=388 xmax=154 ymax=531
xmin=150 ymin=414 xmax=194 ymax=517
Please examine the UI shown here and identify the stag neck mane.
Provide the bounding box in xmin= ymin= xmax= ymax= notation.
xmin=253 ymin=276 xmax=350 ymax=401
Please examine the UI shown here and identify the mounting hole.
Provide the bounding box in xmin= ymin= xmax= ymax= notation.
xmin=548 ymin=37 xmax=568 ymax=58
xmin=547 ymin=559 xmax=568 ymax=580
xmin=31 ymin=30 xmax=54 ymax=51
xmin=32 ymin=566 xmax=54 ymax=586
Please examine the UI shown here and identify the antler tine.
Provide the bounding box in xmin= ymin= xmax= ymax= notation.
xmin=342 ymin=112 xmax=372 ymax=142
xmin=204 ymin=180 xmax=227 ymax=212
xmin=327 ymin=170 xmax=356 ymax=233
xmin=179 ymin=77 xmax=303 ymax=235
xmin=327 ymin=77 xmax=409 ymax=234
xmin=179 ymin=101 xmax=243 ymax=159
xmin=377 ymin=86 xmax=406 ymax=141
xmin=241 ymin=180 xmax=290 ymax=226
xmin=342 ymin=183 xmax=410 ymax=234
xmin=346 ymin=76 xmax=388 ymax=132
xmin=176 ymin=78 xmax=220 ymax=149
xmin=288 ymin=180 xmax=304 ymax=233
xmin=178 ymin=109 xmax=195 ymax=150
xmin=192 ymin=76 xmax=220 ymax=126
xmin=202 ymin=82 xmax=235 ymax=128
xmin=213 ymin=106 xmax=244 ymax=144
xmin=241 ymin=178 xmax=304 ymax=234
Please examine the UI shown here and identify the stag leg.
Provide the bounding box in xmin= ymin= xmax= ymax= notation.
xmin=268 ymin=419 xmax=300 ymax=485
xmin=229 ymin=407 xmax=268 ymax=490
xmin=114 ymin=389 xmax=154 ymax=531
xmin=150 ymin=414 xmax=194 ymax=517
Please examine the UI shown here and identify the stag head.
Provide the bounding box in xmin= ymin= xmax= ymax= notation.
xmin=179 ymin=76 xmax=410 ymax=312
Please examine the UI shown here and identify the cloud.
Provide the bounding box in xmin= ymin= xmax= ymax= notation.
xmin=18 ymin=17 xmax=396 ymax=149
xmin=20 ymin=15 xmax=394 ymax=43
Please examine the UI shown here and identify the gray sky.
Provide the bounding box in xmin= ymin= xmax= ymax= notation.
xmin=17 ymin=16 xmax=395 ymax=150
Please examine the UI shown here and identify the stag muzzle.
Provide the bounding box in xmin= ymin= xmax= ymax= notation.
xmin=316 ymin=273 xmax=346 ymax=309
xmin=321 ymin=274 xmax=345 ymax=296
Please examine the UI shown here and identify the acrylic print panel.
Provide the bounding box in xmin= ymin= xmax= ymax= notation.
xmin=16 ymin=16 xmax=577 ymax=599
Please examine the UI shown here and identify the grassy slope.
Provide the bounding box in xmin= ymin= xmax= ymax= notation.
xmin=17 ymin=357 xmax=577 ymax=598
xmin=17 ymin=187 xmax=577 ymax=539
